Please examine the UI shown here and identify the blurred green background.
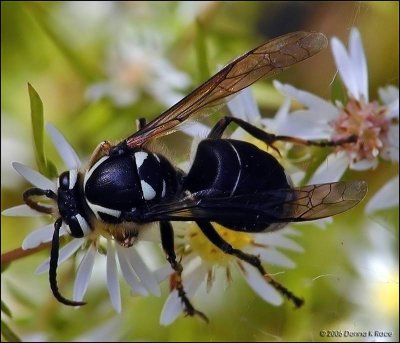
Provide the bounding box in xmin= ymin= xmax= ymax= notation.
xmin=1 ymin=1 xmax=398 ymax=341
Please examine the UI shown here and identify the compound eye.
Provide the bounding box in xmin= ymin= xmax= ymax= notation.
xmin=58 ymin=171 xmax=70 ymax=190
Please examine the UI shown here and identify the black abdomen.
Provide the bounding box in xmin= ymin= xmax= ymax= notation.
xmin=184 ymin=139 xmax=291 ymax=230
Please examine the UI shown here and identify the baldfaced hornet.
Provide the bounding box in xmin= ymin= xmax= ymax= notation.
xmin=22 ymin=31 xmax=367 ymax=319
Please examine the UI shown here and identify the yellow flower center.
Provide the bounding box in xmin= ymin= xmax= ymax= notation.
xmin=186 ymin=223 xmax=253 ymax=267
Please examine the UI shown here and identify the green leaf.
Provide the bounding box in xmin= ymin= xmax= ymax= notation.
xmin=1 ymin=320 xmax=21 ymax=342
xmin=28 ymin=83 xmax=46 ymax=176
xmin=195 ymin=19 xmax=210 ymax=82
xmin=1 ymin=301 xmax=12 ymax=318
xmin=330 ymin=73 xmax=348 ymax=104
xmin=28 ymin=83 xmax=58 ymax=179
xmin=46 ymin=160 xmax=58 ymax=179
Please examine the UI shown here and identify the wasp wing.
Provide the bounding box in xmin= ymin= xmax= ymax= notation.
xmin=144 ymin=181 xmax=367 ymax=230
xmin=125 ymin=31 xmax=327 ymax=147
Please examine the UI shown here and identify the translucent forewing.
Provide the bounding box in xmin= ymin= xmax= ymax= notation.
xmin=125 ymin=31 xmax=328 ymax=147
xmin=142 ymin=181 xmax=368 ymax=227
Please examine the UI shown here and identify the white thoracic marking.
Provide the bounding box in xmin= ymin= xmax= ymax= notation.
xmin=69 ymin=169 xmax=78 ymax=189
xmin=83 ymin=155 xmax=109 ymax=190
xmin=285 ymin=170 xmax=294 ymax=187
xmin=63 ymin=222 xmax=72 ymax=235
xmin=161 ymin=180 xmax=166 ymax=197
xmin=153 ymin=153 xmax=160 ymax=163
xmin=135 ymin=151 xmax=149 ymax=169
xmin=141 ymin=180 xmax=156 ymax=200
xmin=75 ymin=213 xmax=91 ymax=236
xmin=228 ymin=141 xmax=241 ymax=195
xmin=85 ymin=198 xmax=122 ymax=220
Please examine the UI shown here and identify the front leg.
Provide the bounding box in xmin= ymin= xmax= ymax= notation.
xmin=87 ymin=141 xmax=113 ymax=167
xmin=160 ymin=221 xmax=209 ymax=323
xmin=137 ymin=117 xmax=147 ymax=131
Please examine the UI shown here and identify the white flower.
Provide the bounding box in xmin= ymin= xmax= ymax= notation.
xmin=2 ymin=124 xmax=161 ymax=312
xmin=273 ymin=28 xmax=398 ymax=215
xmin=159 ymin=223 xmax=303 ymax=326
xmin=339 ymin=221 xmax=398 ymax=336
xmin=273 ymin=28 xmax=399 ymax=183
xmin=86 ymin=29 xmax=190 ymax=107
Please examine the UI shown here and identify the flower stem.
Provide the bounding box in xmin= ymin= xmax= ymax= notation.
xmin=1 ymin=243 xmax=50 ymax=266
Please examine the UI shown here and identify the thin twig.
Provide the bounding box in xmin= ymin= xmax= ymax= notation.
xmin=1 ymin=243 xmax=51 ymax=266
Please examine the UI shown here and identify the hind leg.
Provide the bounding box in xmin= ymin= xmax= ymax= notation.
xmin=196 ymin=220 xmax=304 ymax=308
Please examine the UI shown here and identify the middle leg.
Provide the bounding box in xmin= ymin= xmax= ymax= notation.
xmin=160 ymin=221 xmax=209 ymax=322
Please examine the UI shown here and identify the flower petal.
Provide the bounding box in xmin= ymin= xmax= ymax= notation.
xmin=272 ymin=97 xmax=291 ymax=124
xmin=73 ymin=243 xmax=96 ymax=302
xmin=115 ymin=245 xmax=148 ymax=296
xmin=12 ymin=162 xmax=55 ymax=191
xmin=180 ymin=122 xmax=211 ymax=139
xmin=36 ymin=238 xmax=84 ymax=274
xmin=349 ymin=158 xmax=378 ymax=171
xmin=273 ymin=80 xmax=339 ymax=120
xmin=331 ymin=35 xmax=360 ymax=100
xmin=250 ymin=247 xmax=295 ymax=268
xmin=383 ymin=124 xmax=400 ymax=162
xmin=308 ymin=151 xmax=349 ymax=184
xmin=160 ymin=290 xmax=182 ymax=326
xmin=22 ymin=223 xmax=67 ymax=250
xmin=46 ymin=123 xmax=81 ymax=170
xmin=378 ymin=85 xmax=399 ymax=107
xmin=227 ymin=88 xmax=261 ymax=122
xmin=154 ymin=264 xmax=174 ymax=283
xmin=2 ymin=204 xmax=49 ymax=217
xmin=239 ymin=262 xmax=283 ymax=306
xmin=349 ymin=28 xmax=368 ymax=102
xmin=159 ymin=262 xmax=207 ymax=326
xmin=106 ymin=241 xmax=121 ymax=313
xmin=365 ymin=176 xmax=399 ymax=214
xmin=262 ymin=112 xmax=332 ymax=140
xmin=261 ymin=97 xmax=291 ymax=133
xmin=309 ymin=217 xmax=333 ymax=229
xmin=253 ymin=232 xmax=304 ymax=252
xmin=125 ymin=247 xmax=160 ymax=296
xmin=386 ymin=98 xmax=399 ymax=119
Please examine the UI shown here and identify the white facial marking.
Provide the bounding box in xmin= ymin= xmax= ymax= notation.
xmin=161 ymin=180 xmax=166 ymax=197
xmin=69 ymin=169 xmax=78 ymax=189
xmin=75 ymin=213 xmax=91 ymax=236
xmin=141 ymin=180 xmax=156 ymax=200
xmin=135 ymin=152 xmax=149 ymax=169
